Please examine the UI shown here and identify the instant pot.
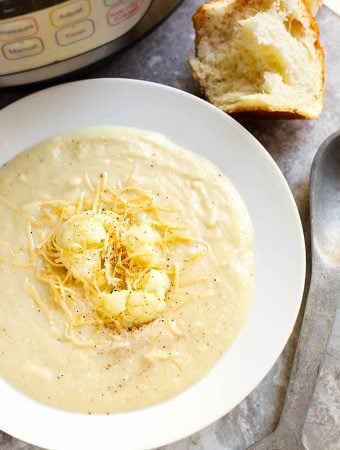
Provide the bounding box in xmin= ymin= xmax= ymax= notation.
xmin=0 ymin=0 xmax=182 ymax=87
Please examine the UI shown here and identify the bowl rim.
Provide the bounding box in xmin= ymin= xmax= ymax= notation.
xmin=0 ymin=78 xmax=306 ymax=450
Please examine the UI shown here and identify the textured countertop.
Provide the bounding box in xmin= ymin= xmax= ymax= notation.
xmin=0 ymin=1 xmax=339 ymax=449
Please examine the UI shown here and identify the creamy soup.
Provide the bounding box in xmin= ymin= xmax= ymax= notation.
xmin=0 ymin=127 xmax=253 ymax=413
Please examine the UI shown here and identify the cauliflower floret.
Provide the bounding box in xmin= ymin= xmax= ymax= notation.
xmin=71 ymin=249 xmax=101 ymax=281
xmin=120 ymin=291 xmax=166 ymax=327
xmin=60 ymin=249 xmax=101 ymax=282
xmin=124 ymin=224 xmax=160 ymax=246
xmin=97 ymin=211 xmax=119 ymax=227
xmin=132 ymin=244 xmax=164 ymax=267
xmin=124 ymin=224 xmax=163 ymax=266
xmin=140 ymin=269 xmax=170 ymax=298
xmin=55 ymin=214 xmax=108 ymax=281
xmin=52 ymin=209 xmax=170 ymax=328
xmin=56 ymin=214 xmax=107 ymax=251
xmin=100 ymin=289 xmax=166 ymax=327
xmin=101 ymin=290 xmax=129 ymax=317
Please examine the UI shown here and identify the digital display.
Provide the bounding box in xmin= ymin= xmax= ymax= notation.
xmin=0 ymin=0 xmax=68 ymax=19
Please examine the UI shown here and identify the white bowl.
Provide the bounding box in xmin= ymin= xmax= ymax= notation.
xmin=0 ymin=79 xmax=305 ymax=450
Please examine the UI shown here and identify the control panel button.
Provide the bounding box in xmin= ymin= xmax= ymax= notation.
xmin=56 ymin=19 xmax=95 ymax=46
xmin=0 ymin=17 xmax=38 ymax=42
xmin=50 ymin=0 xmax=91 ymax=28
xmin=107 ymin=0 xmax=142 ymax=26
xmin=2 ymin=37 xmax=44 ymax=60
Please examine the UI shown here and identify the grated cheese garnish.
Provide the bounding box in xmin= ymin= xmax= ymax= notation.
xmin=3 ymin=172 xmax=209 ymax=346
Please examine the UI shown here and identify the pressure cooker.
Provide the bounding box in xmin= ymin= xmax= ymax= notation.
xmin=0 ymin=0 xmax=182 ymax=87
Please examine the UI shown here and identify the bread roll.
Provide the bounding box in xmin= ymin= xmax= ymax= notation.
xmin=306 ymin=0 xmax=323 ymax=15
xmin=189 ymin=0 xmax=324 ymax=118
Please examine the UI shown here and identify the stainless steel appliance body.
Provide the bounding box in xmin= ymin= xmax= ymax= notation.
xmin=0 ymin=0 xmax=182 ymax=86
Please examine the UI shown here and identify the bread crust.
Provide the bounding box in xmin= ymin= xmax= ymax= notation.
xmin=189 ymin=0 xmax=325 ymax=119
xmin=304 ymin=0 xmax=323 ymax=15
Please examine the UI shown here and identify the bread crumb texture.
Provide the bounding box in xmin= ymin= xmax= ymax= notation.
xmin=189 ymin=0 xmax=324 ymax=118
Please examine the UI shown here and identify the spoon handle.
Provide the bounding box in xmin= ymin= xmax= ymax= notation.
xmin=276 ymin=264 xmax=337 ymax=438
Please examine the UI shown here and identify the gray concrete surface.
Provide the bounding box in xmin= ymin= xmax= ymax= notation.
xmin=0 ymin=1 xmax=339 ymax=449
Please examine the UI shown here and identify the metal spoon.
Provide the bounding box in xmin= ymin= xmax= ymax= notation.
xmin=248 ymin=131 xmax=340 ymax=450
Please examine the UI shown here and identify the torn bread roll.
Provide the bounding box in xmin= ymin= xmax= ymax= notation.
xmin=189 ymin=0 xmax=324 ymax=119
xmin=306 ymin=0 xmax=323 ymax=15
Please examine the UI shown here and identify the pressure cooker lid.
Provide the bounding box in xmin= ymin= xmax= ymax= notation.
xmin=0 ymin=0 xmax=67 ymax=19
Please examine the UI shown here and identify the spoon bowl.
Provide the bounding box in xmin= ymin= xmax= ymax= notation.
xmin=311 ymin=131 xmax=340 ymax=268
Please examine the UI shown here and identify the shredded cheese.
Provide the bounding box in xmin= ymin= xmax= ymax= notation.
xmin=0 ymin=240 xmax=21 ymax=257
xmin=26 ymin=223 xmax=36 ymax=264
xmin=83 ymin=170 xmax=94 ymax=192
xmin=25 ymin=281 xmax=54 ymax=323
xmin=9 ymin=172 xmax=208 ymax=346
xmin=0 ymin=196 xmax=41 ymax=226
xmin=0 ymin=239 xmax=35 ymax=268
xmin=0 ymin=329 xmax=13 ymax=342
xmin=167 ymin=319 xmax=183 ymax=337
